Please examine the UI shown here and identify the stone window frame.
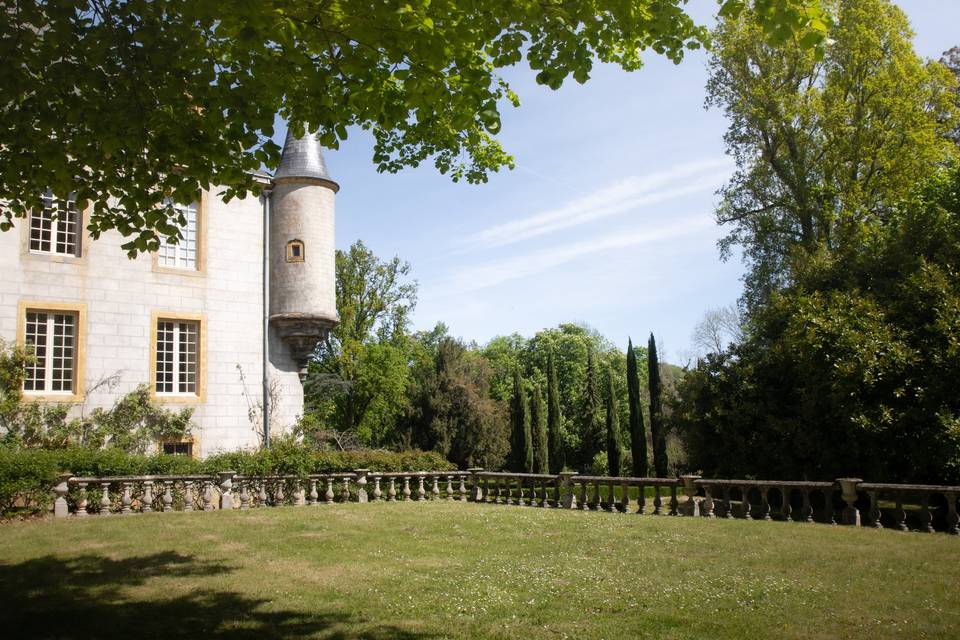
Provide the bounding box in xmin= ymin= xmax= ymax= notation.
xmin=159 ymin=436 xmax=198 ymax=458
xmin=149 ymin=310 xmax=206 ymax=404
xmin=152 ymin=191 xmax=208 ymax=277
xmin=286 ymin=239 xmax=305 ymax=262
xmin=16 ymin=300 xmax=87 ymax=403
xmin=20 ymin=193 xmax=90 ymax=265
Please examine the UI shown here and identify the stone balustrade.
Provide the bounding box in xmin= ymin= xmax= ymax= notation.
xmin=50 ymin=470 xmax=960 ymax=534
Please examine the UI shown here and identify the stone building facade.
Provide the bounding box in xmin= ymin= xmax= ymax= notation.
xmin=0 ymin=132 xmax=339 ymax=456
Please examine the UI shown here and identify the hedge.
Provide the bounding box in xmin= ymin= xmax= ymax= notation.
xmin=0 ymin=445 xmax=455 ymax=516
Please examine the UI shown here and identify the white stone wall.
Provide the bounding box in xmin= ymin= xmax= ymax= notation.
xmin=0 ymin=187 xmax=308 ymax=456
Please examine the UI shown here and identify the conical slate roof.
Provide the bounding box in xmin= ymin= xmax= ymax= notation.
xmin=272 ymin=129 xmax=339 ymax=191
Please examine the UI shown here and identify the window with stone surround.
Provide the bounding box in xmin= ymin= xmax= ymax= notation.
xmin=22 ymin=309 xmax=78 ymax=394
xmin=157 ymin=200 xmax=198 ymax=270
xmin=29 ymin=192 xmax=80 ymax=257
xmin=161 ymin=441 xmax=194 ymax=456
xmin=154 ymin=318 xmax=199 ymax=396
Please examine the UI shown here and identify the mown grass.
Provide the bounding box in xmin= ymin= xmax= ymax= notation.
xmin=1 ymin=502 xmax=958 ymax=639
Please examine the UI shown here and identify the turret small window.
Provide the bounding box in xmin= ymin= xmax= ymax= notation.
xmin=286 ymin=240 xmax=305 ymax=262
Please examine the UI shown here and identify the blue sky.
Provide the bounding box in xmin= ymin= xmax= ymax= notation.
xmin=276 ymin=0 xmax=960 ymax=364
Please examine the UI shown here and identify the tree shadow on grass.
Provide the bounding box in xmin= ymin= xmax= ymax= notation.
xmin=0 ymin=551 xmax=436 ymax=640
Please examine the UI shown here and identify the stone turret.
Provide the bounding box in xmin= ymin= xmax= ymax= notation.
xmin=269 ymin=129 xmax=339 ymax=379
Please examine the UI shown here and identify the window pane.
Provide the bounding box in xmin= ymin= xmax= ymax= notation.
xmin=24 ymin=312 xmax=47 ymax=391
xmin=156 ymin=321 xmax=174 ymax=393
xmin=158 ymin=201 xmax=198 ymax=270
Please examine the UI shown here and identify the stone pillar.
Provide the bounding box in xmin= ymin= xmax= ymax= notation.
xmin=837 ymin=478 xmax=862 ymax=526
xmin=355 ymin=469 xmax=369 ymax=503
xmin=559 ymin=473 xmax=577 ymax=509
xmin=680 ymin=475 xmax=701 ymax=517
xmin=53 ymin=473 xmax=71 ymax=518
xmin=467 ymin=468 xmax=484 ymax=502
xmin=219 ymin=472 xmax=236 ymax=510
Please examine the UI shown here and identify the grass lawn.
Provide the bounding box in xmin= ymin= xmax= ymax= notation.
xmin=1 ymin=503 xmax=958 ymax=639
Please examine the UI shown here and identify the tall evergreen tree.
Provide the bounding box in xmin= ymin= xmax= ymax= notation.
xmin=546 ymin=352 xmax=564 ymax=473
xmin=579 ymin=345 xmax=602 ymax=469
xmin=523 ymin=390 xmax=534 ymax=473
xmin=530 ymin=384 xmax=549 ymax=474
xmin=605 ymin=367 xmax=622 ymax=477
xmin=509 ymin=369 xmax=529 ymax=472
xmin=626 ymin=338 xmax=648 ymax=477
xmin=647 ymin=333 xmax=668 ymax=477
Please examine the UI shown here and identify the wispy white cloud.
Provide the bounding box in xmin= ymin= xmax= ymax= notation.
xmin=462 ymin=158 xmax=732 ymax=251
xmin=429 ymin=214 xmax=715 ymax=298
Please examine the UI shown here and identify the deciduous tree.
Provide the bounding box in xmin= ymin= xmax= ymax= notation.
xmin=2 ymin=1 xmax=829 ymax=252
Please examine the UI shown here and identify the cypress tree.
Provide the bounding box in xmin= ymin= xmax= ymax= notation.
xmin=547 ymin=352 xmax=564 ymax=473
xmin=530 ymin=383 xmax=549 ymax=474
xmin=509 ymin=369 xmax=529 ymax=472
xmin=523 ymin=389 xmax=534 ymax=473
xmin=626 ymin=338 xmax=648 ymax=477
xmin=648 ymin=333 xmax=668 ymax=477
xmin=605 ymin=367 xmax=622 ymax=477
xmin=579 ymin=345 xmax=601 ymax=469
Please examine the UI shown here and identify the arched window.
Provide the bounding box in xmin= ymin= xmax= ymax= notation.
xmin=286 ymin=239 xmax=305 ymax=262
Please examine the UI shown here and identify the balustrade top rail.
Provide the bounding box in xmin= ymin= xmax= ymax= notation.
xmin=47 ymin=469 xmax=960 ymax=535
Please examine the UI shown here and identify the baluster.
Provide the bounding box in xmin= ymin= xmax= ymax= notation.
xmin=184 ymin=481 xmax=195 ymax=512
xmin=554 ymin=477 xmax=564 ymax=508
xmin=239 ymin=481 xmax=250 ymax=510
xmin=780 ymin=486 xmax=791 ymax=521
xmin=636 ymin=483 xmax=645 ymax=515
xmin=619 ymin=481 xmax=629 ymax=513
xmin=459 ymin=475 xmax=467 ymax=502
xmin=431 ymin=475 xmax=440 ymax=500
xmin=163 ymin=481 xmax=174 ymax=512
xmin=579 ymin=479 xmax=588 ymax=510
xmin=100 ymin=482 xmax=112 ymax=515
xmin=373 ymin=476 xmax=382 ymax=501
xmin=591 ymin=480 xmax=602 ymax=511
xmin=121 ymin=482 xmax=133 ymax=515
xmin=341 ymin=477 xmax=352 ymax=503
xmin=740 ymin=486 xmax=752 ymax=520
xmin=388 ymin=477 xmax=397 ymax=502
xmin=893 ymin=492 xmax=906 ymax=530
xmin=274 ymin=479 xmax=286 ymax=505
xmin=759 ymin=487 xmax=771 ymax=521
xmin=481 ymin=476 xmax=490 ymax=502
xmin=824 ymin=487 xmax=836 ymax=525
xmin=702 ymin=485 xmax=715 ymax=518
xmin=75 ymin=482 xmax=88 ymax=518
xmin=256 ymin=481 xmax=267 ymax=508
xmin=518 ymin=477 xmax=526 ymax=506
xmin=219 ymin=472 xmax=235 ymax=510
xmin=868 ymin=490 xmax=882 ymax=529
xmin=542 ymin=479 xmax=551 ymax=507
xmin=801 ymin=489 xmax=813 ymax=522
xmin=946 ymin=492 xmax=959 ymax=536
xmin=403 ymin=476 xmax=412 ymax=501
xmin=653 ymin=485 xmax=662 ymax=515
xmin=669 ymin=484 xmax=679 ymax=516
xmin=604 ymin=480 xmax=615 ymax=513
xmin=920 ymin=493 xmax=934 ymax=533
xmin=202 ymin=481 xmax=213 ymax=512
xmin=496 ymin=477 xmax=504 ymax=503
xmin=723 ymin=487 xmax=734 ymax=519
xmin=446 ymin=475 xmax=454 ymax=500
xmin=417 ymin=475 xmax=426 ymax=501
xmin=308 ymin=479 xmax=318 ymax=506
